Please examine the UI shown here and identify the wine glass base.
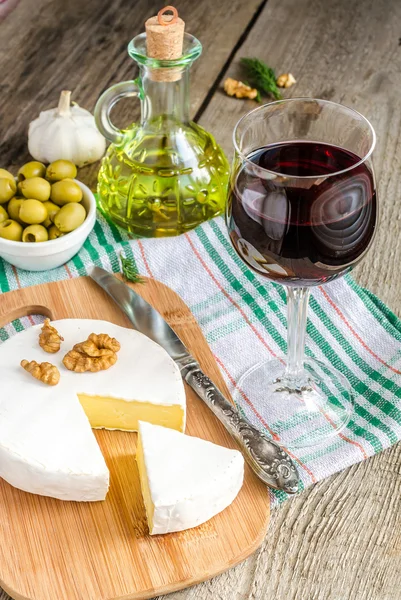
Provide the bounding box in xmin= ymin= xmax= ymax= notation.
xmin=234 ymin=358 xmax=354 ymax=450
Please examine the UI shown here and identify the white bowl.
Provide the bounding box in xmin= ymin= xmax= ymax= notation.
xmin=0 ymin=181 xmax=96 ymax=272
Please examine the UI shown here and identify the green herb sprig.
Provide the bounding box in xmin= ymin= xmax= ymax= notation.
xmin=120 ymin=255 xmax=146 ymax=284
xmin=240 ymin=57 xmax=282 ymax=100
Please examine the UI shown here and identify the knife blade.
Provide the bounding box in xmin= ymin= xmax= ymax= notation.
xmin=89 ymin=266 xmax=299 ymax=494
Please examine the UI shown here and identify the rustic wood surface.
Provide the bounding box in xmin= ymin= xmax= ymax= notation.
xmin=0 ymin=0 xmax=261 ymax=179
xmin=1 ymin=0 xmax=401 ymax=599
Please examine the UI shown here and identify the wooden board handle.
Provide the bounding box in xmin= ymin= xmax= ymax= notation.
xmin=0 ymin=281 xmax=70 ymax=328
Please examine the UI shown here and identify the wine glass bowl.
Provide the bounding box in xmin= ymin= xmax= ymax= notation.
xmin=226 ymin=99 xmax=377 ymax=449
xmin=227 ymin=99 xmax=377 ymax=287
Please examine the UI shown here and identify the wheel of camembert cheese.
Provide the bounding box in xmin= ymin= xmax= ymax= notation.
xmin=0 ymin=319 xmax=186 ymax=502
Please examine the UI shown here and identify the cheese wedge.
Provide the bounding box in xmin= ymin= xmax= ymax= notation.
xmin=136 ymin=421 xmax=244 ymax=534
xmin=0 ymin=319 xmax=186 ymax=501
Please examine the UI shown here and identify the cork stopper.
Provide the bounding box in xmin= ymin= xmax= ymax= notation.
xmin=145 ymin=6 xmax=185 ymax=82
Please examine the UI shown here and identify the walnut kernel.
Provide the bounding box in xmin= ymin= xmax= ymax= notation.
xmin=39 ymin=319 xmax=64 ymax=353
xmin=276 ymin=73 xmax=296 ymax=88
xmin=63 ymin=332 xmax=120 ymax=373
xmin=21 ymin=359 xmax=60 ymax=386
xmin=224 ymin=78 xmax=258 ymax=99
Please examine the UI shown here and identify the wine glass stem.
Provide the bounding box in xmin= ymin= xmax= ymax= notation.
xmin=285 ymin=286 xmax=310 ymax=385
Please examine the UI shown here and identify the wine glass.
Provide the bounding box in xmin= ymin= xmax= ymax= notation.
xmin=226 ymin=98 xmax=377 ymax=449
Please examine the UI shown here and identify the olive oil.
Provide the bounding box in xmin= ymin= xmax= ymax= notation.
xmin=95 ymin=30 xmax=230 ymax=237
xmin=97 ymin=118 xmax=229 ymax=237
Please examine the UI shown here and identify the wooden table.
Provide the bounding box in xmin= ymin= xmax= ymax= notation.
xmin=1 ymin=0 xmax=401 ymax=598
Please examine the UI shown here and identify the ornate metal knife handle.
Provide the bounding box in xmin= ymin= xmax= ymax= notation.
xmin=179 ymin=359 xmax=299 ymax=494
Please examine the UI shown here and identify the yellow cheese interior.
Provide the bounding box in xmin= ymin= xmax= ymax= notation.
xmin=136 ymin=433 xmax=155 ymax=533
xmin=77 ymin=394 xmax=185 ymax=432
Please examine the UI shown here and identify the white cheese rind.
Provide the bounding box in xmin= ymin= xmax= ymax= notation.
xmin=0 ymin=319 xmax=186 ymax=501
xmin=138 ymin=421 xmax=244 ymax=534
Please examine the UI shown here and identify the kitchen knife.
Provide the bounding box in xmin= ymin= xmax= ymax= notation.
xmin=89 ymin=266 xmax=299 ymax=494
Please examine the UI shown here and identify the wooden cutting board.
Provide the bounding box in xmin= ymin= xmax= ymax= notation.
xmin=0 ymin=275 xmax=269 ymax=600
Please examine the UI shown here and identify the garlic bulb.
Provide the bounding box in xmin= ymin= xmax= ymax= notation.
xmin=28 ymin=91 xmax=106 ymax=167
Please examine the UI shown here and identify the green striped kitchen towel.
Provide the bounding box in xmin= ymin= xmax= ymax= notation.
xmin=1 ymin=214 xmax=400 ymax=506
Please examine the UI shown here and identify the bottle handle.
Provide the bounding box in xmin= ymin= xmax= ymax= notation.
xmin=94 ymin=79 xmax=143 ymax=146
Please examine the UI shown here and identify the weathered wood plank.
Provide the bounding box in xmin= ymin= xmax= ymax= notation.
xmin=0 ymin=0 xmax=263 ymax=183
xmin=252 ymin=443 xmax=401 ymax=600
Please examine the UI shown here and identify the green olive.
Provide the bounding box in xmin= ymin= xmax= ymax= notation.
xmin=46 ymin=160 xmax=77 ymax=182
xmin=19 ymin=199 xmax=48 ymax=224
xmin=22 ymin=224 xmax=49 ymax=243
xmin=50 ymin=179 xmax=83 ymax=206
xmin=42 ymin=201 xmax=60 ymax=227
xmin=48 ymin=224 xmax=65 ymax=240
xmin=0 ymin=206 xmax=8 ymax=224
xmin=0 ymin=169 xmax=15 ymax=182
xmin=54 ymin=203 xmax=86 ymax=233
xmin=18 ymin=161 xmax=46 ymax=181
xmin=0 ymin=219 xmax=23 ymax=241
xmin=7 ymin=198 xmax=25 ymax=223
xmin=0 ymin=178 xmax=17 ymax=205
xmin=20 ymin=177 xmax=51 ymax=202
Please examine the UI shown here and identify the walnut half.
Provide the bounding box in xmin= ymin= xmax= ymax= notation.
xmin=224 ymin=77 xmax=258 ymax=99
xmin=276 ymin=73 xmax=296 ymax=88
xmin=21 ymin=360 xmax=60 ymax=386
xmin=39 ymin=319 xmax=64 ymax=353
xmin=63 ymin=332 xmax=120 ymax=373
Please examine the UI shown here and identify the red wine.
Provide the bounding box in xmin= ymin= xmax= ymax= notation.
xmin=227 ymin=141 xmax=377 ymax=285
